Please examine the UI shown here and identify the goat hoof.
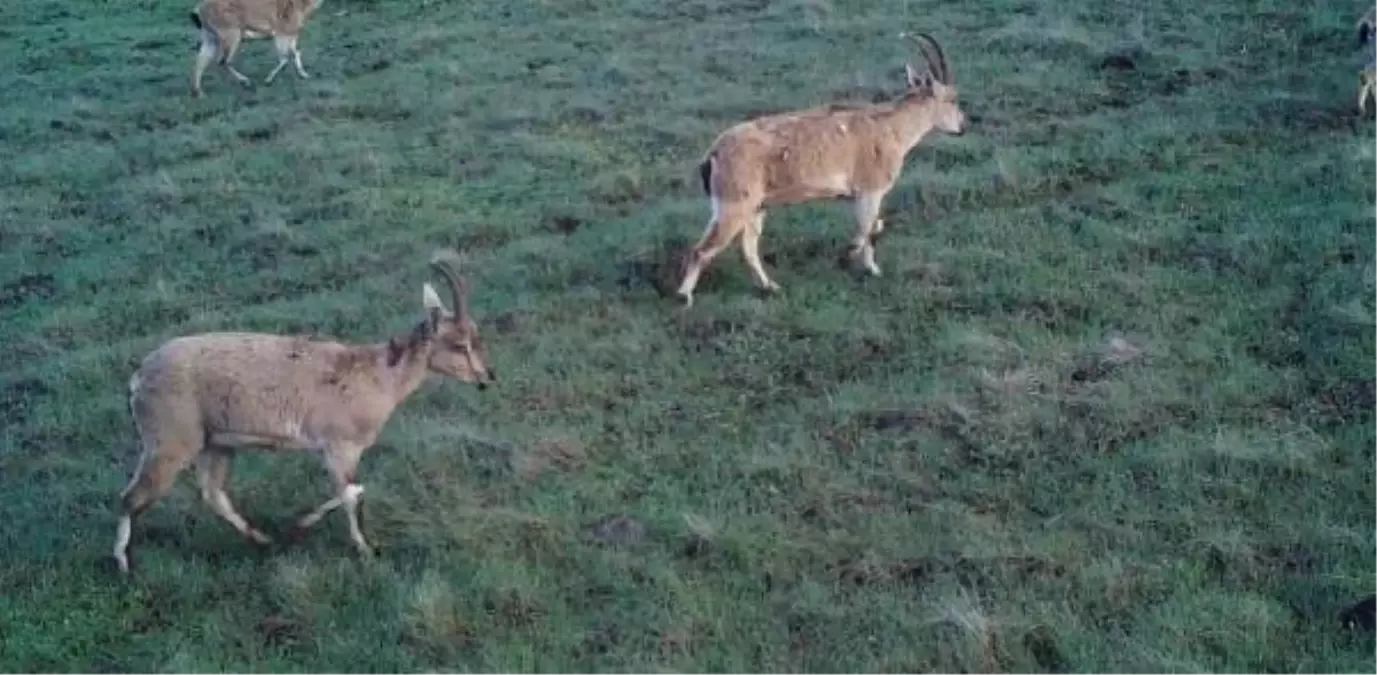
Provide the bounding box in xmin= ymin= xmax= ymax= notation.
xmin=676 ymin=291 xmax=694 ymax=307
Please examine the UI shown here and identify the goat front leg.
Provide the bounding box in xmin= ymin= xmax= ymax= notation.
xmin=217 ymin=30 xmax=252 ymax=86
xmin=264 ymin=35 xmax=294 ymax=84
xmin=848 ymin=192 xmax=886 ymax=277
xmin=294 ymin=445 xmax=373 ymax=556
xmin=290 ymin=36 xmax=309 ymax=79
xmin=196 ymin=448 xmax=272 ymax=545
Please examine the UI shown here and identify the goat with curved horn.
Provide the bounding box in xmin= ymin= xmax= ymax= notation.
xmin=111 ymin=258 xmax=496 ymax=573
xmin=676 ymin=31 xmax=968 ymax=305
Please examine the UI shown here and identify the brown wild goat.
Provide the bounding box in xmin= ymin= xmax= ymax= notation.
xmin=190 ymin=0 xmax=324 ymax=97
xmin=112 ymin=259 xmax=494 ymax=573
xmin=1359 ymin=6 xmax=1376 ymax=112
xmin=675 ymin=33 xmax=967 ymax=305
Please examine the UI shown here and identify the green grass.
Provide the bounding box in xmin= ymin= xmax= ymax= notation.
xmin=1 ymin=0 xmax=1374 ymax=671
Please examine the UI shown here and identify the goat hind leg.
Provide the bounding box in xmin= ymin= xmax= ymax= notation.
xmin=114 ymin=449 xmax=196 ymax=574
xmin=740 ymin=211 xmax=780 ymax=293
xmin=677 ymin=202 xmax=748 ymax=305
xmin=195 ymin=449 xmax=271 ymax=545
xmin=191 ymin=36 xmax=217 ymax=97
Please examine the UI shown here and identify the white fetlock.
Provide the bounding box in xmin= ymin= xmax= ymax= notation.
xmin=113 ymin=516 xmax=132 ymax=574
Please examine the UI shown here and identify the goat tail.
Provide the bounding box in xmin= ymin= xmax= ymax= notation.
xmin=697 ymin=155 xmax=714 ymax=196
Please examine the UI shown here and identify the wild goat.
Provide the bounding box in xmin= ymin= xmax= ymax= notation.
xmin=1362 ymin=6 xmax=1377 ymax=43
xmin=112 ymin=259 xmax=494 ymax=573
xmin=190 ymin=0 xmax=324 ymax=97
xmin=675 ymin=33 xmax=967 ymax=305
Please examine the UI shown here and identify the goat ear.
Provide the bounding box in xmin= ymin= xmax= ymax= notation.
xmin=422 ymin=282 xmax=447 ymax=312
xmin=905 ymin=62 xmax=926 ymax=89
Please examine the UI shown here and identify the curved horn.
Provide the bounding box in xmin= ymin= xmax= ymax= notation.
xmin=906 ymin=32 xmax=951 ymax=84
xmin=429 ymin=259 xmax=469 ymax=318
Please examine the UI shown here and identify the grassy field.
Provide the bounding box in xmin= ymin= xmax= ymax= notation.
xmin=1 ymin=0 xmax=1374 ymax=671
